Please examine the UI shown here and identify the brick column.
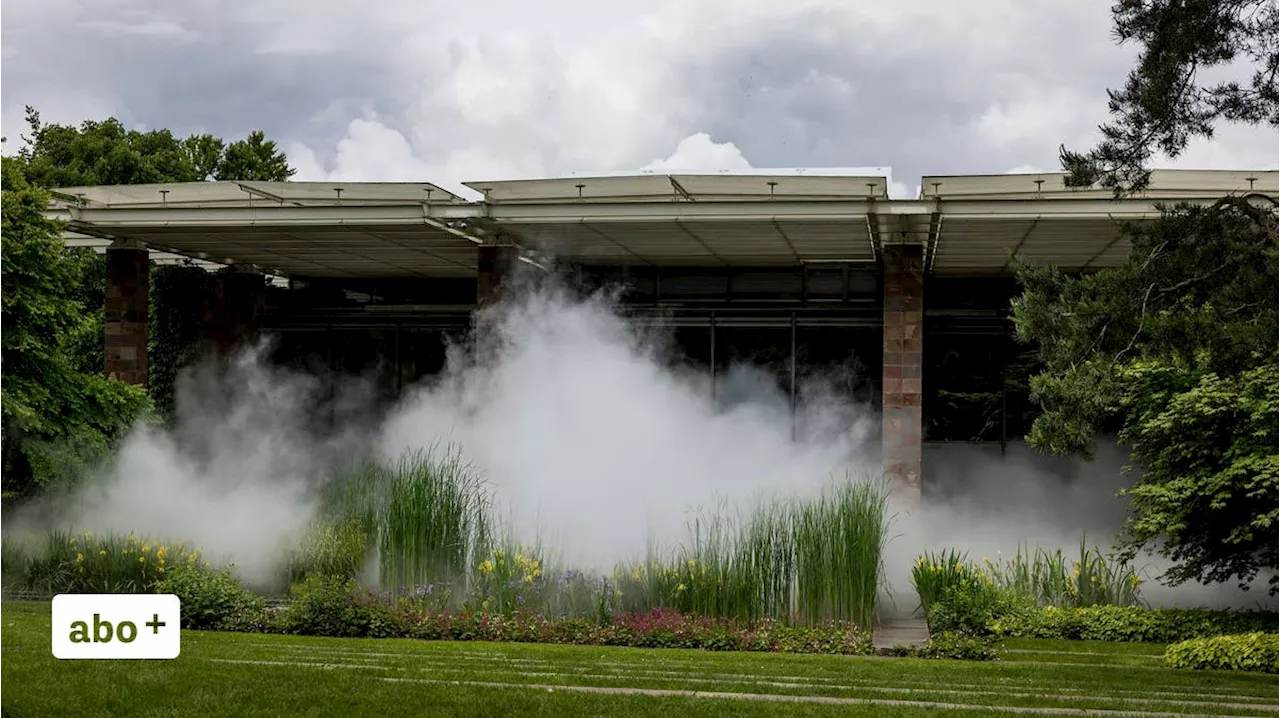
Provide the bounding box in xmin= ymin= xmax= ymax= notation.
xmin=882 ymin=244 xmax=924 ymax=498
xmin=105 ymin=244 xmax=150 ymax=386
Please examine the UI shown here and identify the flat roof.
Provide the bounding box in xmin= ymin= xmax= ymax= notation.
xmin=464 ymin=173 xmax=890 ymax=203
xmin=920 ymin=169 xmax=1277 ymax=200
xmin=44 ymin=170 xmax=1278 ymax=278
xmin=51 ymin=181 xmax=464 ymax=208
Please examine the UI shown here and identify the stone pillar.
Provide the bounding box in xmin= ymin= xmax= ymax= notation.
xmin=882 ymin=244 xmax=924 ymax=498
xmin=474 ymin=244 xmax=521 ymax=360
xmin=476 ymin=244 xmax=521 ymax=306
xmin=105 ymin=244 xmax=150 ymax=386
xmin=204 ymin=269 xmax=268 ymax=355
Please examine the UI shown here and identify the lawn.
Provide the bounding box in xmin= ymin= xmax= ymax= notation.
xmin=2 ymin=601 xmax=1275 ymax=717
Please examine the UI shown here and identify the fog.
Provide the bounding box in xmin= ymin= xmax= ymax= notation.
xmin=7 ymin=276 xmax=1274 ymax=610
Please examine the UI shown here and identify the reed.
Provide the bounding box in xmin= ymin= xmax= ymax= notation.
xmin=612 ymin=472 xmax=888 ymax=628
xmin=376 ymin=447 xmax=491 ymax=599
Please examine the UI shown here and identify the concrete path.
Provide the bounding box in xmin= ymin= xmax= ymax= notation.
xmin=872 ymin=615 xmax=930 ymax=650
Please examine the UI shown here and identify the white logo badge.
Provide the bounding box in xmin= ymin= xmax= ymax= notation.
xmin=52 ymin=594 xmax=181 ymax=659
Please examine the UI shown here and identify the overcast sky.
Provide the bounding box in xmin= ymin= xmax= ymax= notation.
xmin=2 ymin=0 xmax=1275 ymax=198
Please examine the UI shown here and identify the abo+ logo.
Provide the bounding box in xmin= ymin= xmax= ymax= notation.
xmin=52 ymin=594 xmax=181 ymax=659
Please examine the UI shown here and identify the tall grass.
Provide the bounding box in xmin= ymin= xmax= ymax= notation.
xmin=377 ymin=448 xmax=491 ymax=597
xmin=298 ymin=446 xmax=492 ymax=603
xmin=611 ymin=473 xmax=889 ymax=628
xmin=0 ymin=534 xmax=23 ymax=591
xmin=982 ymin=540 xmax=1144 ymax=608
xmin=912 ymin=540 xmax=1145 ymax=614
xmin=792 ymin=479 xmax=887 ymax=627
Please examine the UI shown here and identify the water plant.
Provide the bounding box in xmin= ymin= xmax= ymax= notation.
xmin=912 ymin=540 xmax=1145 ymax=617
xmin=2 ymin=530 xmax=201 ymax=596
xmin=910 ymin=547 xmax=976 ymax=614
xmin=613 ymin=472 xmax=889 ymax=628
xmin=377 ymin=447 xmax=491 ymax=599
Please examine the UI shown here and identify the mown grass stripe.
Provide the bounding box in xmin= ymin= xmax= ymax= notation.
xmin=252 ymin=646 xmax=1278 ymax=703
xmin=377 ymin=676 xmax=1268 ymax=718
xmin=249 ymin=642 xmax=1276 ymax=700
xmin=215 ymin=656 xmax=1278 ymax=714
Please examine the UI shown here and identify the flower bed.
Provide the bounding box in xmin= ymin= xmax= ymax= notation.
xmin=247 ymin=578 xmax=873 ymax=654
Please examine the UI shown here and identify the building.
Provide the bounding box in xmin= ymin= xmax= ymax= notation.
xmin=45 ymin=169 xmax=1280 ymax=498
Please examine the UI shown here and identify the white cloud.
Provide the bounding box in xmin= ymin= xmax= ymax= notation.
xmin=640 ymin=132 xmax=752 ymax=172
xmin=1 ymin=0 xmax=1275 ymax=189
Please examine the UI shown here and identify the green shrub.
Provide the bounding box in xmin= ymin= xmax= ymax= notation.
xmin=991 ymin=605 xmax=1279 ymax=643
xmin=276 ymin=575 xmax=396 ymax=638
xmin=286 ymin=518 xmax=372 ymax=584
xmin=1164 ymin=633 xmax=1278 ymax=673
xmin=926 ymin=582 xmax=1030 ymax=636
xmin=154 ymin=563 xmax=263 ymax=631
xmin=890 ymin=632 xmax=998 ymax=661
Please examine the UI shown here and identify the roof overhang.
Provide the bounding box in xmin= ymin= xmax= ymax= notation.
xmin=43 ymin=170 xmax=1278 ymax=278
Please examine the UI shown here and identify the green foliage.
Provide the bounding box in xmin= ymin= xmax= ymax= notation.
xmin=154 ymin=563 xmax=264 ymax=631
xmin=890 ymin=632 xmax=999 ymax=661
xmin=0 ymin=534 xmax=21 ymax=591
xmin=378 ymin=448 xmax=492 ymax=597
xmin=14 ymin=107 xmax=295 ymax=187
xmin=911 ymin=548 xmax=978 ymax=615
xmin=277 ymin=575 xmax=388 ymax=638
xmin=927 ymin=582 xmax=1029 ymax=637
xmin=1012 ymin=198 xmax=1278 ymax=592
xmin=990 ymin=605 xmax=1279 ymax=643
xmin=473 ymin=543 xmax=548 ymax=615
xmin=149 ymin=264 xmax=217 ymax=419
xmin=286 ymin=518 xmax=373 ymax=586
xmin=612 ymin=475 xmax=888 ymax=628
xmin=1061 ymin=0 xmax=1277 ymax=193
xmin=1164 ymin=632 xmax=1279 ymax=673
xmin=913 ymin=543 xmax=1143 ymax=623
xmin=1 ymin=160 xmax=152 ymax=493
xmin=1 ymin=531 xmax=200 ymax=596
xmin=63 ymin=248 xmax=107 ymax=376
xmin=220 ymin=587 xmax=876 ymax=654
xmin=981 ymin=542 xmax=1144 ymax=609
xmin=216 ymin=131 xmax=296 ymax=182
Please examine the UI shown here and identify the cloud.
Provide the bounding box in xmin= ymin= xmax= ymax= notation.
xmin=640 ymin=132 xmax=752 ymax=172
xmin=1 ymin=0 xmax=1274 ymax=189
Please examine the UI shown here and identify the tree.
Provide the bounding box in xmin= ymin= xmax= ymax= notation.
xmin=1 ymin=157 xmax=152 ymax=494
xmin=9 ymin=108 xmax=296 ymax=414
xmin=1061 ymin=0 xmax=1278 ymax=192
xmin=16 ymin=107 xmax=295 ymax=187
xmin=217 ymin=131 xmax=295 ymax=181
xmin=1012 ymin=196 xmax=1278 ymax=592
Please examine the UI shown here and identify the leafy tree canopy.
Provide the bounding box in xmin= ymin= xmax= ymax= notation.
xmin=1012 ymin=196 xmax=1278 ymax=592
xmin=1061 ymin=0 xmax=1278 ymax=192
xmin=12 ymin=106 xmax=295 ymax=188
xmin=1 ymin=157 xmax=152 ymax=494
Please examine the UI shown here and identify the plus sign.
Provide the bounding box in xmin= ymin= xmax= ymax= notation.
xmin=147 ymin=614 xmax=166 ymax=635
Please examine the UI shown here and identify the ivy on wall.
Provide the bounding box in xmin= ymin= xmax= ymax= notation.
xmin=149 ymin=263 xmax=217 ymax=421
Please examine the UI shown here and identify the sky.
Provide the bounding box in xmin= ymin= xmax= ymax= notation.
xmin=2 ymin=0 xmax=1276 ymax=199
